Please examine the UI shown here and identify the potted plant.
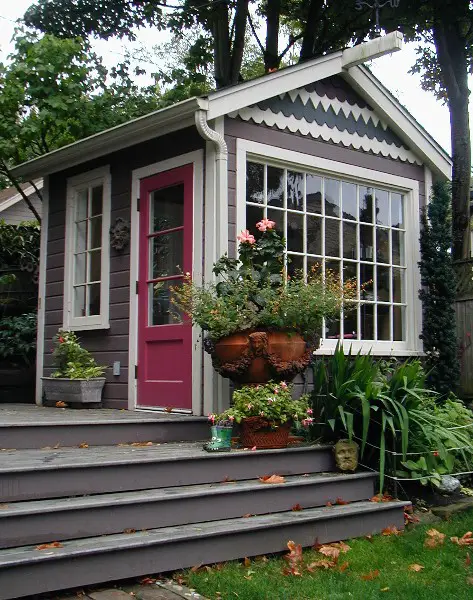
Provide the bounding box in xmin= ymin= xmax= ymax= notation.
xmin=172 ymin=219 xmax=355 ymax=384
xmin=0 ymin=312 xmax=37 ymax=403
xmin=42 ymin=330 xmax=106 ymax=407
xmin=204 ymin=413 xmax=235 ymax=452
xmin=220 ymin=381 xmax=313 ymax=449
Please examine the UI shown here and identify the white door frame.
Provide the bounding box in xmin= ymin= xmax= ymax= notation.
xmin=129 ymin=150 xmax=204 ymax=413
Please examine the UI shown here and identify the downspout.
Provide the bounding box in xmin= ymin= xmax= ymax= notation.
xmin=195 ymin=109 xmax=228 ymax=259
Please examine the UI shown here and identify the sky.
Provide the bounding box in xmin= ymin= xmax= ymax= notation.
xmin=1 ymin=0 xmax=472 ymax=155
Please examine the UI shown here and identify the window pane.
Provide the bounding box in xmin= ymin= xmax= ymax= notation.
xmin=307 ymin=215 xmax=322 ymax=255
xmin=325 ymin=178 xmax=340 ymax=217
xmin=344 ymin=304 xmax=358 ymax=340
xmin=287 ymin=212 xmax=304 ymax=252
xmin=287 ymin=171 xmax=304 ymax=211
xmin=377 ymin=305 xmax=391 ymax=341
xmin=306 ymin=174 xmax=322 ymax=214
xmin=287 ymin=254 xmax=303 ymax=278
xmin=360 ymin=225 xmax=373 ymax=261
xmin=343 ymin=222 xmax=357 ymax=259
xmin=375 ymin=189 xmax=389 ymax=226
xmin=152 ymin=230 xmax=183 ymax=279
xmin=88 ymin=283 xmax=101 ymax=316
xmin=342 ymin=261 xmax=358 ymax=290
xmin=246 ymin=204 xmax=264 ymax=236
xmin=392 ymin=268 xmax=405 ymax=303
xmin=325 ymin=219 xmax=340 ymax=257
xmin=267 ymin=166 xmax=284 ymax=207
xmin=74 ymin=253 xmax=86 ymax=285
xmin=151 ymin=279 xmax=180 ymax=326
xmin=326 ymin=313 xmax=341 ymax=339
xmin=246 ymin=162 xmax=264 ymax=204
xmin=75 ymin=189 xmax=88 ymax=221
xmin=151 ymin=184 xmax=184 ymax=232
xmin=90 ymin=216 xmax=102 ymax=250
xmin=91 ymin=185 xmax=103 ymax=216
xmin=267 ymin=208 xmax=284 ymax=232
xmin=393 ymin=305 xmax=405 ymax=341
xmin=76 ymin=221 xmax=87 ymax=253
xmin=360 ymin=303 xmax=374 ymax=340
xmin=89 ymin=249 xmax=101 ymax=282
xmin=307 ymin=256 xmax=322 ymax=277
xmin=376 ymin=227 xmax=390 ymax=264
xmin=377 ymin=266 xmax=390 ymax=302
xmin=359 ymin=186 xmax=374 ymax=223
xmin=391 ymin=193 xmax=404 ymax=228
xmin=73 ymin=286 xmax=86 ymax=318
xmin=392 ymin=230 xmax=405 ymax=265
xmin=342 ymin=182 xmax=357 ymax=220
xmin=360 ymin=263 xmax=374 ymax=301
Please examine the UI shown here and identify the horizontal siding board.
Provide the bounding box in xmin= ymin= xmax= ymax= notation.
xmin=103 ymin=383 xmax=129 ymax=400
xmin=47 ymin=253 xmax=64 ymax=270
xmin=46 ymin=266 xmax=65 ymax=284
xmin=47 ymin=239 xmax=65 ymax=255
xmin=45 ymin=282 xmax=64 ymax=298
xmin=110 ymin=287 xmax=131 ymax=305
xmin=110 ymin=271 xmax=131 ymax=288
xmin=110 ymin=254 xmax=131 ymax=274
xmin=45 ymin=310 xmax=63 ymax=327
xmin=48 ymin=224 xmax=66 ymax=243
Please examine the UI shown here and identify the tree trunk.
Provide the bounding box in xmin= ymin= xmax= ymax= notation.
xmin=212 ymin=2 xmax=231 ymax=88
xmin=433 ymin=13 xmax=471 ymax=259
xmin=299 ymin=0 xmax=324 ymax=62
xmin=264 ymin=0 xmax=281 ymax=71
xmin=229 ymin=0 xmax=249 ymax=84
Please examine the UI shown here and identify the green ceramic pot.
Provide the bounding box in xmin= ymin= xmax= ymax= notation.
xmin=203 ymin=425 xmax=233 ymax=452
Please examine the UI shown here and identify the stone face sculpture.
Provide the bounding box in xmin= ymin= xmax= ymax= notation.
xmin=334 ymin=439 xmax=359 ymax=472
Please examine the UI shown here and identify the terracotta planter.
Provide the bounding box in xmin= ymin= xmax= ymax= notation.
xmin=209 ymin=330 xmax=318 ymax=384
xmin=240 ymin=416 xmax=291 ymax=449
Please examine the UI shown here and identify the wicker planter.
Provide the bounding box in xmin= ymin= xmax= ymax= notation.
xmin=240 ymin=416 xmax=291 ymax=449
xmin=209 ymin=330 xmax=317 ymax=384
xmin=42 ymin=377 xmax=105 ymax=408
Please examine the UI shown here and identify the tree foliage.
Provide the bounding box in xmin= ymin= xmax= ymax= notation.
xmin=419 ymin=181 xmax=460 ymax=397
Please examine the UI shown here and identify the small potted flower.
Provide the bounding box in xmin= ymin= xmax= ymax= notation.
xmin=222 ymin=381 xmax=313 ymax=449
xmin=203 ymin=412 xmax=235 ymax=452
xmin=42 ymin=330 xmax=106 ymax=407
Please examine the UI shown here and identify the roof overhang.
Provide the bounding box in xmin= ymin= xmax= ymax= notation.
xmin=0 ymin=180 xmax=43 ymax=212
xmin=11 ymin=97 xmax=208 ymax=180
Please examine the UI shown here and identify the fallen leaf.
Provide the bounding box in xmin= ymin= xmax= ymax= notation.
xmin=242 ymin=513 xmax=254 ymax=518
xmin=190 ymin=565 xmax=212 ymax=573
xmin=130 ymin=441 xmax=153 ymax=447
xmin=306 ymin=559 xmax=336 ymax=571
xmin=292 ymin=503 xmax=303 ymax=512
xmin=319 ymin=545 xmax=340 ymax=560
xmin=326 ymin=501 xmax=333 ymax=507
xmin=124 ymin=528 xmax=136 ymax=534
xmin=365 ymin=535 xmax=373 ymax=543
xmin=78 ymin=442 xmax=88 ymax=448
xmin=221 ymin=476 xmax=236 ymax=484
xmin=0 ymin=504 xmax=8 ymax=509
xmin=258 ymin=474 xmax=285 ymax=484
xmin=371 ymin=493 xmax=393 ymax=503
xmin=164 ymin=407 xmax=174 ymax=413
xmin=361 ymin=569 xmax=380 ymax=581
xmin=255 ymin=555 xmax=268 ymax=563
xmin=55 ymin=401 xmax=67 ymax=408
xmin=335 ymin=497 xmax=349 ymax=505
xmin=466 ymin=553 xmax=471 ymax=567
xmin=36 ymin=542 xmax=63 ymax=550
xmin=173 ymin=574 xmax=187 ymax=585
xmin=53 ymin=443 xmax=60 ymax=449
xmin=409 ymin=564 xmax=424 ymax=572
xmin=451 ymin=532 xmax=473 ymax=546
xmin=382 ymin=526 xmax=401 ymax=536
xmin=243 ymin=557 xmax=251 ymax=567
xmin=339 ymin=561 xmax=350 ymax=572
xmin=139 ymin=577 xmax=156 ymax=584
xmin=425 ymin=528 xmax=446 ymax=548
xmin=332 ymin=541 xmax=351 ymax=553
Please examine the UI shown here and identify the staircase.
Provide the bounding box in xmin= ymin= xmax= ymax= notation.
xmin=0 ymin=406 xmax=408 ymax=600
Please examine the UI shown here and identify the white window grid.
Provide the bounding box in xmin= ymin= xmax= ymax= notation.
xmin=245 ymin=160 xmax=407 ymax=343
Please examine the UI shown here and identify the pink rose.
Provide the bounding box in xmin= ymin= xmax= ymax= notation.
xmin=256 ymin=218 xmax=276 ymax=232
xmin=237 ymin=229 xmax=255 ymax=244
xmin=307 ymin=408 xmax=313 ymax=415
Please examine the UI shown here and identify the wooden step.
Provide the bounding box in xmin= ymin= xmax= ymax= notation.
xmin=0 ymin=404 xmax=208 ymax=449
xmin=0 ymin=443 xmax=334 ymax=501
xmin=0 ymin=472 xmax=375 ymax=548
xmin=0 ymin=501 xmax=409 ymax=600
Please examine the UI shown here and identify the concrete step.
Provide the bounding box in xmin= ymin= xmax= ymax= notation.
xmin=0 ymin=443 xmax=334 ymax=501
xmin=0 ymin=405 xmax=208 ymax=449
xmin=0 ymin=471 xmax=375 ymax=548
xmin=0 ymin=500 xmax=409 ymax=600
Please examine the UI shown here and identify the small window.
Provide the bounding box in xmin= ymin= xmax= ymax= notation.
xmin=64 ymin=167 xmax=111 ymax=330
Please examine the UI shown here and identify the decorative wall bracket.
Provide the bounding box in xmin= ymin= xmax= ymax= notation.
xmin=109 ymin=217 xmax=131 ymax=251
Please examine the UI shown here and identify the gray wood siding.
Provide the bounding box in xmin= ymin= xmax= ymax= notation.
xmin=0 ymin=194 xmax=42 ymax=224
xmin=225 ymin=117 xmax=425 ymax=248
xmin=43 ymin=128 xmax=204 ymax=408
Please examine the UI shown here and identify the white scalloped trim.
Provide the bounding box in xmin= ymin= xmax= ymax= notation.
xmin=230 ymin=105 xmax=422 ymax=165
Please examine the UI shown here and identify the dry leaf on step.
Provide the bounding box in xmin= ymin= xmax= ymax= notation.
xmin=78 ymin=442 xmax=88 ymax=448
xmin=259 ymin=474 xmax=285 ymax=484
xmin=36 ymin=542 xmax=63 ymax=550
xmin=55 ymin=401 xmax=67 ymax=408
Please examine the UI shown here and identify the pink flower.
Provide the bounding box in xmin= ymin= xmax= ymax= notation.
xmin=237 ymin=229 xmax=255 ymax=244
xmin=247 ymin=404 xmax=253 ymax=410
xmin=274 ymin=388 xmax=279 ymax=394
xmin=280 ymin=381 xmax=288 ymax=389
xmin=302 ymin=418 xmax=314 ymax=427
xmin=229 ymin=415 xmax=235 ymax=421
xmin=268 ymin=397 xmax=275 ymax=404
xmin=256 ymin=218 xmax=276 ymax=232
xmin=307 ymin=408 xmax=313 ymax=415
xmin=260 ymin=411 xmax=265 ymax=417
xmin=208 ymin=414 xmax=216 ymax=423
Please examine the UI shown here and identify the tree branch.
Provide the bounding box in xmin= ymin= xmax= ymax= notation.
xmin=28 ymin=179 xmax=43 ymax=203
xmin=0 ymin=159 xmax=42 ymax=223
xmin=247 ymin=13 xmax=265 ymax=55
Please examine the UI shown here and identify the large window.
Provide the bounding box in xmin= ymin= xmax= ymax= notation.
xmin=243 ymin=157 xmax=416 ymax=349
xmin=64 ymin=167 xmax=111 ymax=330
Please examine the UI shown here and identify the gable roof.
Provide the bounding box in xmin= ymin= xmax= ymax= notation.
xmin=10 ymin=33 xmax=451 ymax=181
xmin=0 ymin=180 xmax=43 ymax=213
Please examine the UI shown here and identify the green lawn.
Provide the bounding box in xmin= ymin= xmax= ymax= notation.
xmin=186 ymin=511 xmax=473 ymax=600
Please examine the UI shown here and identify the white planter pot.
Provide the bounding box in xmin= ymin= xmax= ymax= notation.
xmin=42 ymin=377 xmax=106 ymax=407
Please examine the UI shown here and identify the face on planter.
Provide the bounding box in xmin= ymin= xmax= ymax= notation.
xmin=334 ymin=440 xmax=359 ymax=472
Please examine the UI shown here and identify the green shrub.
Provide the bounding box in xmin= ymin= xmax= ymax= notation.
xmin=51 ymin=330 xmax=106 ymax=379
xmin=0 ymin=312 xmax=37 ymax=366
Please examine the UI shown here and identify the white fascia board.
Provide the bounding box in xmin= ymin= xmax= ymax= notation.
xmin=0 ymin=179 xmax=43 ymax=212
xmin=342 ymin=31 xmax=403 ymax=69
xmin=11 ymin=97 xmax=209 ymax=180
xmin=345 ymin=66 xmax=452 ymax=178
xmin=207 ymin=53 xmax=343 ymax=121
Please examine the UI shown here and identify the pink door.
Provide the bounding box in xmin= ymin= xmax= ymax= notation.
xmin=137 ymin=165 xmax=193 ymax=410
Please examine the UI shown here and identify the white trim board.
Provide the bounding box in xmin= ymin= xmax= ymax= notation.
xmin=236 ymin=138 xmax=422 ymax=356
xmin=0 ymin=180 xmax=43 ymax=213
xmin=129 ymin=150 xmax=204 ymax=415
xmin=35 ymin=177 xmax=49 ymax=405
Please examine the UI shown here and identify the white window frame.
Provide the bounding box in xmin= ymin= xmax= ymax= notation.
xmin=63 ymin=165 xmax=111 ymax=330
xmin=236 ymin=139 xmax=423 ymax=356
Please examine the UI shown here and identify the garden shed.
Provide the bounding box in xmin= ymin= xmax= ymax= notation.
xmin=10 ymin=32 xmax=451 ymax=415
